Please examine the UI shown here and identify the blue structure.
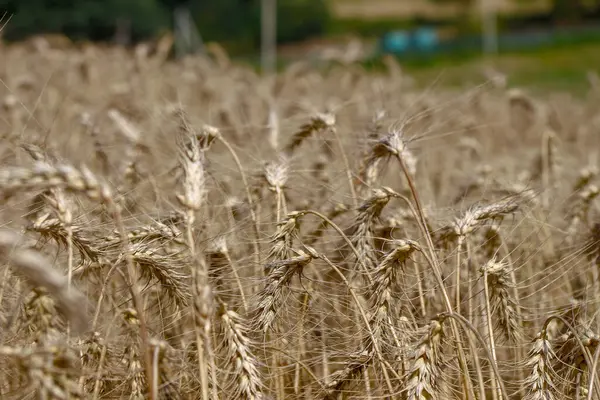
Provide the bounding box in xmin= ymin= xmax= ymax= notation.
xmin=380 ymin=27 xmax=440 ymax=55
xmin=381 ymin=30 xmax=411 ymax=54
xmin=414 ymin=27 xmax=439 ymax=52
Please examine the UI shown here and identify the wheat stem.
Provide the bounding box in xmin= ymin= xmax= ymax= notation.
xmin=586 ymin=345 xmax=600 ymax=400
xmin=394 ymin=153 xmax=474 ymax=400
xmin=318 ymin=253 xmax=395 ymax=395
xmin=332 ymin=127 xmax=358 ymax=209
xmin=482 ymin=267 xmax=500 ymax=400
xmin=217 ymin=135 xmax=262 ymax=268
xmin=441 ymin=312 xmax=509 ymax=400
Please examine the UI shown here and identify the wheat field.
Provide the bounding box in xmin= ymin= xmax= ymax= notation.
xmin=0 ymin=35 xmax=599 ymax=400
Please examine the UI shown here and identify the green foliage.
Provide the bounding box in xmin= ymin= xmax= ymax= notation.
xmin=276 ymin=0 xmax=331 ymax=43
xmin=0 ymin=0 xmax=170 ymax=42
xmin=188 ymin=0 xmax=256 ymax=47
xmin=0 ymin=0 xmax=331 ymax=48
xmin=189 ymin=0 xmax=331 ymax=49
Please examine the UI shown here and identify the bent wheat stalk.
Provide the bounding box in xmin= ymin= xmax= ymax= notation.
xmin=0 ymin=230 xmax=88 ymax=334
xmin=0 ymin=162 xmax=155 ymax=399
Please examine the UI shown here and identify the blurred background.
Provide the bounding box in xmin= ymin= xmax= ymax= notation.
xmin=1 ymin=0 xmax=599 ymax=92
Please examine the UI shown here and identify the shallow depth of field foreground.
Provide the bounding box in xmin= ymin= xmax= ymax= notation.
xmin=0 ymin=38 xmax=600 ymax=400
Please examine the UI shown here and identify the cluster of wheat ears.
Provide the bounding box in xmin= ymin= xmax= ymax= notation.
xmin=0 ymin=36 xmax=600 ymax=400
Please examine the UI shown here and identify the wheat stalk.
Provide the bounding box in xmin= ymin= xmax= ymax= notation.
xmin=284 ymin=112 xmax=336 ymax=156
xmin=356 ymin=126 xmax=417 ymax=196
xmin=267 ymin=211 xmax=303 ymax=262
xmin=0 ymin=162 xmax=113 ymax=203
xmin=149 ymin=338 xmax=182 ymax=400
xmin=263 ymin=154 xmax=289 ymax=222
xmin=524 ymin=328 xmax=556 ymax=400
xmin=367 ymin=239 xmax=420 ymax=355
xmin=126 ymin=246 xmax=191 ymax=307
xmin=193 ymin=279 xmax=218 ymax=400
xmin=0 ymin=345 xmax=82 ymax=399
xmin=481 ymin=258 xmax=522 ymax=343
xmin=256 ymin=247 xmax=317 ymax=333
xmin=321 ymin=350 xmax=371 ymax=399
xmin=0 ymin=230 xmax=89 ymax=334
xmin=219 ymin=301 xmax=264 ymax=400
xmin=406 ymin=318 xmax=445 ymax=400
xmin=351 ymin=187 xmax=399 ymax=279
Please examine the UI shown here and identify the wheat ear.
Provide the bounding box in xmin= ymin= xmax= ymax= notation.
xmin=219 ymin=301 xmax=264 ymax=400
xmin=0 ymin=231 xmax=89 ymax=334
xmin=524 ymin=328 xmax=556 ymax=400
xmin=256 ymin=247 xmax=316 ymax=333
xmin=406 ymin=318 xmax=445 ymax=400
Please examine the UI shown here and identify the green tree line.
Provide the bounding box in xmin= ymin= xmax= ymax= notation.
xmin=0 ymin=0 xmax=331 ymax=47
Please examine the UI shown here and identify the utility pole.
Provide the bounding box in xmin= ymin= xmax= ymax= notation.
xmin=261 ymin=0 xmax=277 ymax=75
xmin=480 ymin=0 xmax=498 ymax=55
xmin=174 ymin=6 xmax=204 ymax=58
xmin=261 ymin=0 xmax=278 ymax=153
